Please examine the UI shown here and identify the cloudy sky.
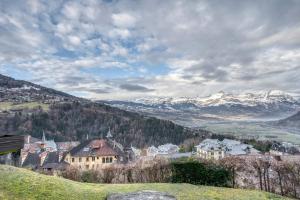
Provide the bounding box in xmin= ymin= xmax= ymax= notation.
xmin=1 ymin=0 xmax=300 ymax=100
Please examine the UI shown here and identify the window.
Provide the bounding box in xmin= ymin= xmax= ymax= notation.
xmin=86 ymin=157 xmax=89 ymax=162
xmin=72 ymin=158 xmax=75 ymax=162
xmin=83 ymin=147 xmax=89 ymax=151
xmin=97 ymin=157 xmax=99 ymax=160
xmin=106 ymin=157 xmax=109 ymax=163
xmin=79 ymin=158 xmax=82 ymax=162
xmin=109 ymin=157 xmax=113 ymax=163
xmin=102 ymin=157 xmax=105 ymax=163
xmin=92 ymin=157 xmax=95 ymax=161
xmin=86 ymin=165 xmax=89 ymax=169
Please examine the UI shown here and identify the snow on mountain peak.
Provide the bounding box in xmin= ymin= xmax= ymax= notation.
xmin=208 ymin=90 xmax=227 ymax=99
xmin=262 ymin=90 xmax=295 ymax=102
xmin=131 ymin=90 xmax=298 ymax=107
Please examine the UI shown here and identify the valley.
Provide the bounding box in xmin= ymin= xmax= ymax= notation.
xmin=103 ymin=91 xmax=300 ymax=145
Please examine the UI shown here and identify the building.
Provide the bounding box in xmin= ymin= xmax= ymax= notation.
xmin=56 ymin=141 xmax=80 ymax=152
xmin=21 ymin=133 xmax=68 ymax=171
xmin=21 ymin=132 xmax=58 ymax=165
xmin=21 ymin=151 xmax=66 ymax=171
xmin=157 ymin=144 xmax=180 ymax=155
xmin=195 ymin=139 xmax=225 ymax=160
xmin=64 ymin=139 xmax=123 ymax=170
xmin=269 ymin=142 xmax=300 ymax=156
xmin=145 ymin=144 xmax=180 ymax=157
xmin=195 ymin=139 xmax=259 ymax=160
xmin=36 ymin=132 xmax=57 ymax=152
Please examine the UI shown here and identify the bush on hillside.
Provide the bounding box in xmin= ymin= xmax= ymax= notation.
xmin=171 ymin=161 xmax=231 ymax=187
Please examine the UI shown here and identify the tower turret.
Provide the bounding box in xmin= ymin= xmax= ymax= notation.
xmin=106 ymin=128 xmax=113 ymax=139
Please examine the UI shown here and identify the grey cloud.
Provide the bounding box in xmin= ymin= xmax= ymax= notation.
xmin=87 ymin=88 xmax=111 ymax=94
xmin=56 ymin=76 xmax=97 ymax=86
xmin=1 ymin=0 xmax=300 ymax=99
xmin=119 ymin=84 xmax=154 ymax=92
xmin=73 ymin=87 xmax=111 ymax=94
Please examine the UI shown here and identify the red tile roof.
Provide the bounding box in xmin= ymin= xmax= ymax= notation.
xmin=70 ymin=139 xmax=119 ymax=157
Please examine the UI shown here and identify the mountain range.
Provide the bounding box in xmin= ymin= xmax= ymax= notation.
xmin=1 ymin=73 xmax=299 ymax=145
xmin=102 ymin=90 xmax=300 ymax=127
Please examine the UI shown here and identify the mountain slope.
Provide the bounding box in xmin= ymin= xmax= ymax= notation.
xmin=0 ymin=165 xmax=289 ymax=200
xmin=0 ymin=74 xmax=80 ymax=103
xmin=0 ymin=74 xmax=205 ymax=147
xmin=0 ymin=102 xmax=204 ymax=147
xmin=277 ymin=111 xmax=300 ymax=129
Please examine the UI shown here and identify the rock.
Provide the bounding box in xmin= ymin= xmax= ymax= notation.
xmin=107 ymin=190 xmax=177 ymax=200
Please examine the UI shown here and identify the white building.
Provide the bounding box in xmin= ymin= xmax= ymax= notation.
xmin=146 ymin=144 xmax=180 ymax=157
xmin=157 ymin=144 xmax=180 ymax=155
xmin=195 ymin=139 xmax=225 ymax=160
xmin=195 ymin=139 xmax=259 ymax=160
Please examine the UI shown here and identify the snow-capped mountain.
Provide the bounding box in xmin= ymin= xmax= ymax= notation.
xmin=133 ymin=90 xmax=297 ymax=107
xmin=100 ymin=90 xmax=300 ymax=126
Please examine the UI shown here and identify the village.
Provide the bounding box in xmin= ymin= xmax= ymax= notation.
xmin=1 ymin=128 xmax=298 ymax=173
xmin=1 ymin=129 xmax=300 ymax=198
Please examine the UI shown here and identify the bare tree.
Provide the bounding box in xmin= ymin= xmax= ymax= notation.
xmin=221 ymin=156 xmax=246 ymax=188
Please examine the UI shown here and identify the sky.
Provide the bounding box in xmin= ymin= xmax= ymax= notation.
xmin=1 ymin=0 xmax=300 ymax=100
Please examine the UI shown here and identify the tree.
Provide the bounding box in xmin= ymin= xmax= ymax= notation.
xmin=221 ymin=156 xmax=246 ymax=188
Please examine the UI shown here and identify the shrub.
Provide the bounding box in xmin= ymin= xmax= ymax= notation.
xmin=171 ymin=161 xmax=231 ymax=187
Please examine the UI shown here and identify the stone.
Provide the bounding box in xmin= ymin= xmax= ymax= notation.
xmin=107 ymin=190 xmax=177 ymax=200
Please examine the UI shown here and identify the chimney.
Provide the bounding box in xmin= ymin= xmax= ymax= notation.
xmin=26 ymin=135 xmax=31 ymax=144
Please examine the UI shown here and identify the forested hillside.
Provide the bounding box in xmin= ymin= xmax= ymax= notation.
xmin=0 ymin=74 xmax=208 ymax=147
xmin=1 ymin=102 xmax=207 ymax=147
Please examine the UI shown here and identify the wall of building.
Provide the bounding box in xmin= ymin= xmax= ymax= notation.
xmin=65 ymin=154 xmax=117 ymax=170
xmin=196 ymin=148 xmax=224 ymax=160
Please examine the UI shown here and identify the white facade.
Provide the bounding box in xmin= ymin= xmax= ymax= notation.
xmin=195 ymin=139 xmax=225 ymax=160
xmin=146 ymin=144 xmax=180 ymax=157
xmin=195 ymin=139 xmax=259 ymax=160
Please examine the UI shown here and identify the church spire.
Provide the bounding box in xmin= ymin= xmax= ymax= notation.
xmin=42 ymin=131 xmax=46 ymax=143
xmin=106 ymin=127 xmax=113 ymax=139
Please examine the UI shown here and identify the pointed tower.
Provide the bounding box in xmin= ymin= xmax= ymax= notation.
xmin=42 ymin=131 xmax=46 ymax=143
xmin=106 ymin=128 xmax=113 ymax=139
xmin=40 ymin=131 xmax=46 ymax=150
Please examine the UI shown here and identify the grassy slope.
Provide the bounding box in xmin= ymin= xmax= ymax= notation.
xmin=0 ymin=102 xmax=49 ymax=111
xmin=0 ymin=165 xmax=289 ymax=200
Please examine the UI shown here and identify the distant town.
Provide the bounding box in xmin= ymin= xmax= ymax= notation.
xmin=1 ymin=129 xmax=299 ymax=172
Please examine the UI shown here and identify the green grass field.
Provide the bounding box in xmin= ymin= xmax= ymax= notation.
xmin=0 ymin=101 xmax=49 ymax=111
xmin=0 ymin=165 xmax=290 ymax=200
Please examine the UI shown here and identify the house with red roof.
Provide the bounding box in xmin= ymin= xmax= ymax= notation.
xmin=64 ymin=139 xmax=124 ymax=170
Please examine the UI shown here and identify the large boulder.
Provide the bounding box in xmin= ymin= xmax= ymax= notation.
xmin=107 ymin=190 xmax=176 ymax=200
